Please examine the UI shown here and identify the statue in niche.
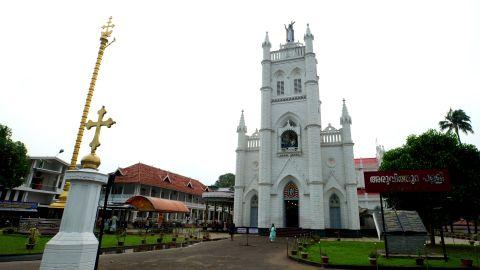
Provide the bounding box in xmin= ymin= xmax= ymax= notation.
xmin=281 ymin=130 xmax=298 ymax=149
xmin=284 ymin=21 xmax=295 ymax=42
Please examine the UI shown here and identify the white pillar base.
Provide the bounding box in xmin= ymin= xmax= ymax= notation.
xmin=40 ymin=232 xmax=98 ymax=270
xmin=40 ymin=168 xmax=107 ymax=270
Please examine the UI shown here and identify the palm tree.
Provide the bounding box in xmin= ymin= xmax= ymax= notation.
xmin=439 ymin=108 xmax=474 ymax=143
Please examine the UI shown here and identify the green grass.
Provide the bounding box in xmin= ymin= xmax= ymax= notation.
xmin=300 ymin=241 xmax=480 ymax=268
xmin=0 ymin=233 xmax=193 ymax=255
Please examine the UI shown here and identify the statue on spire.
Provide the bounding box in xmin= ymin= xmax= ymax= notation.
xmin=284 ymin=21 xmax=295 ymax=42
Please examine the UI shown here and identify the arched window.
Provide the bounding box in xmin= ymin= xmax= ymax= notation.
xmin=274 ymin=70 xmax=285 ymax=96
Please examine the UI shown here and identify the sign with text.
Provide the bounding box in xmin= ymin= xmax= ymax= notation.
xmin=364 ymin=169 xmax=451 ymax=193
xmin=0 ymin=200 xmax=38 ymax=210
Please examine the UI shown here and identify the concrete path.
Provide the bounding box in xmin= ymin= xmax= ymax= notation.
xmin=0 ymin=235 xmax=316 ymax=270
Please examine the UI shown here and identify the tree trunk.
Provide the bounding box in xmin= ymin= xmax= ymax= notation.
xmin=455 ymin=127 xmax=461 ymax=144
xmin=474 ymin=218 xmax=478 ymax=234
xmin=466 ymin=218 xmax=471 ymax=234
xmin=450 ymin=223 xmax=454 ymax=233
xmin=429 ymin=223 xmax=436 ymax=245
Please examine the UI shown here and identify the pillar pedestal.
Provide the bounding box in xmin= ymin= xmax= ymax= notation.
xmin=40 ymin=169 xmax=108 ymax=270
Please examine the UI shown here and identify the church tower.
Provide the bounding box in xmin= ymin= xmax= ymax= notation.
xmin=234 ymin=23 xmax=360 ymax=236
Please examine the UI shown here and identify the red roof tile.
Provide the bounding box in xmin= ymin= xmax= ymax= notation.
xmin=115 ymin=163 xmax=208 ymax=196
xmin=354 ymin=158 xmax=378 ymax=167
xmin=357 ymin=188 xmax=379 ymax=195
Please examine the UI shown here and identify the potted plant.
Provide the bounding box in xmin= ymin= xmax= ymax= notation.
xmin=416 ymin=250 xmax=424 ymax=266
xmin=321 ymin=252 xmax=329 ymax=264
xmin=157 ymin=233 xmax=164 ymax=244
xmin=26 ymin=227 xmax=40 ymax=250
xmin=368 ymin=251 xmax=378 ymax=265
xmin=301 ymin=251 xmax=308 ymax=259
xmin=139 ymin=229 xmax=148 ymax=245
xmin=460 ymin=258 xmax=473 ymax=267
xmin=116 ymin=229 xmax=126 ymax=246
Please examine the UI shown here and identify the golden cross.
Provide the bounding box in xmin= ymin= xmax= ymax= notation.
xmin=101 ymin=16 xmax=115 ymax=38
xmin=86 ymin=106 xmax=115 ymax=154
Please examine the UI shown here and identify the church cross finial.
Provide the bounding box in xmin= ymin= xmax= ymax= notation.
xmin=101 ymin=16 xmax=115 ymax=38
xmin=86 ymin=106 xmax=116 ymax=154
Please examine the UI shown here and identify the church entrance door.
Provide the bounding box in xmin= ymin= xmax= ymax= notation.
xmin=250 ymin=195 xmax=258 ymax=227
xmin=283 ymin=182 xmax=299 ymax=228
xmin=329 ymin=194 xmax=341 ymax=229
xmin=284 ymin=200 xmax=299 ymax=227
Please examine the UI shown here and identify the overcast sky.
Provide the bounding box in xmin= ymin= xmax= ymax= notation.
xmin=1 ymin=1 xmax=479 ymax=185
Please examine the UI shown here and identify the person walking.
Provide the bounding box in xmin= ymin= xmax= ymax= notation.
xmin=269 ymin=223 xmax=276 ymax=242
xmin=228 ymin=221 xmax=236 ymax=241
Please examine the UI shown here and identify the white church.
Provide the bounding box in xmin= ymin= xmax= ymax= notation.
xmin=233 ymin=23 xmax=361 ymax=236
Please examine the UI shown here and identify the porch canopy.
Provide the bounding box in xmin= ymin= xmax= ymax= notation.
xmin=125 ymin=196 xmax=189 ymax=213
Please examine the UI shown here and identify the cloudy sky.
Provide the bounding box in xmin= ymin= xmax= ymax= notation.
xmin=1 ymin=1 xmax=479 ymax=185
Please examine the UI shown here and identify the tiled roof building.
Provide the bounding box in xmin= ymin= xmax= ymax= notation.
xmin=101 ymin=163 xmax=213 ymax=223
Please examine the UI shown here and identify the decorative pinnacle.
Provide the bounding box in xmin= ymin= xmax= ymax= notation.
xmin=305 ymin=23 xmax=314 ymax=39
xmin=237 ymin=110 xmax=247 ymax=133
xmin=341 ymin=99 xmax=352 ymax=125
xmin=262 ymin=31 xmax=271 ymax=47
xmin=101 ymin=16 xmax=115 ymax=38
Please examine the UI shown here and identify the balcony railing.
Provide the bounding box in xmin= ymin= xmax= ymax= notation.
xmin=29 ymin=183 xmax=58 ymax=192
xmin=320 ymin=129 xmax=342 ymax=145
xmin=270 ymin=45 xmax=305 ymax=61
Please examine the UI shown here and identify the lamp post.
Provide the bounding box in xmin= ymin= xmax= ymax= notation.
xmin=94 ymin=168 xmax=123 ymax=270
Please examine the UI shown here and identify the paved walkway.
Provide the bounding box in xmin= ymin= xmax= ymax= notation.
xmin=0 ymin=235 xmax=316 ymax=270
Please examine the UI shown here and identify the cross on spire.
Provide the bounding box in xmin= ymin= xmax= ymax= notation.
xmin=101 ymin=16 xmax=115 ymax=38
xmin=86 ymin=106 xmax=115 ymax=154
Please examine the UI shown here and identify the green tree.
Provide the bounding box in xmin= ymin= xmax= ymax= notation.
xmin=439 ymin=108 xmax=474 ymax=143
xmin=0 ymin=124 xmax=29 ymax=189
xmin=379 ymin=130 xmax=480 ymax=244
xmin=214 ymin=173 xmax=235 ymax=188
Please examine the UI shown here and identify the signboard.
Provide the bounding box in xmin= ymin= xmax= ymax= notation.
xmin=0 ymin=200 xmax=38 ymax=211
xmin=236 ymin=227 xmax=247 ymax=234
xmin=364 ymin=169 xmax=451 ymax=193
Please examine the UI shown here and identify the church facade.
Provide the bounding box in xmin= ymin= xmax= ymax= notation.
xmin=233 ymin=24 xmax=360 ymax=235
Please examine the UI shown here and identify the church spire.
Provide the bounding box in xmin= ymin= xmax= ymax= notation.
xmin=237 ymin=110 xmax=247 ymax=133
xmin=340 ymin=99 xmax=352 ymax=125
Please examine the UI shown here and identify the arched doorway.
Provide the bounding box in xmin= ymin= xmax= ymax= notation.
xmin=329 ymin=194 xmax=341 ymax=229
xmin=284 ymin=182 xmax=299 ymax=227
xmin=250 ymin=195 xmax=258 ymax=227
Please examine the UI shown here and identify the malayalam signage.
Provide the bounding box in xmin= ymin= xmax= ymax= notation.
xmin=364 ymin=169 xmax=451 ymax=193
xmin=0 ymin=200 xmax=38 ymax=211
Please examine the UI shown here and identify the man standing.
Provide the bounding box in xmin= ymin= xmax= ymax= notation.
xmin=228 ymin=221 xmax=236 ymax=241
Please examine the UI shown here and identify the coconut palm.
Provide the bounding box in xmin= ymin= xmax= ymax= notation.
xmin=439 ymin=108 xmax=474 ymax=143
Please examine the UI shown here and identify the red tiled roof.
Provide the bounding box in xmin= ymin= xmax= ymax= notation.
xmin=357 ymin=188 xmax=379 ymax=195
xmin=115 ymin=163 xmax=208 ymax=196
xmin=354 ymin=158 xmax=378 ymax=167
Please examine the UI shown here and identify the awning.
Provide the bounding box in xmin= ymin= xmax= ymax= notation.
xmin=125 ymin=196 xmax=189 ymax=213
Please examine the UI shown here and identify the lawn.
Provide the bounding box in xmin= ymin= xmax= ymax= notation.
xmin=300 ymin=241 xmax=480 ymax=268
xmin=0 ymin=233 xmax=192 ymax=255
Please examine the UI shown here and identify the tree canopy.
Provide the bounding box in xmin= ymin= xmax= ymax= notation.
xmin=214 ymin=173 xmax=235 ymax=188
xmin=379 ymin=130 xmax=480 ymax=243
xmin=439 ymin=108 xmax=474 ymax=143
xmin=0 ymin=124 xmax=29 ymax=189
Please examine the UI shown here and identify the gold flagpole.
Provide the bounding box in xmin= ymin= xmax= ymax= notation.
xmin=69 ymin=17 xmax=115 ymax=170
